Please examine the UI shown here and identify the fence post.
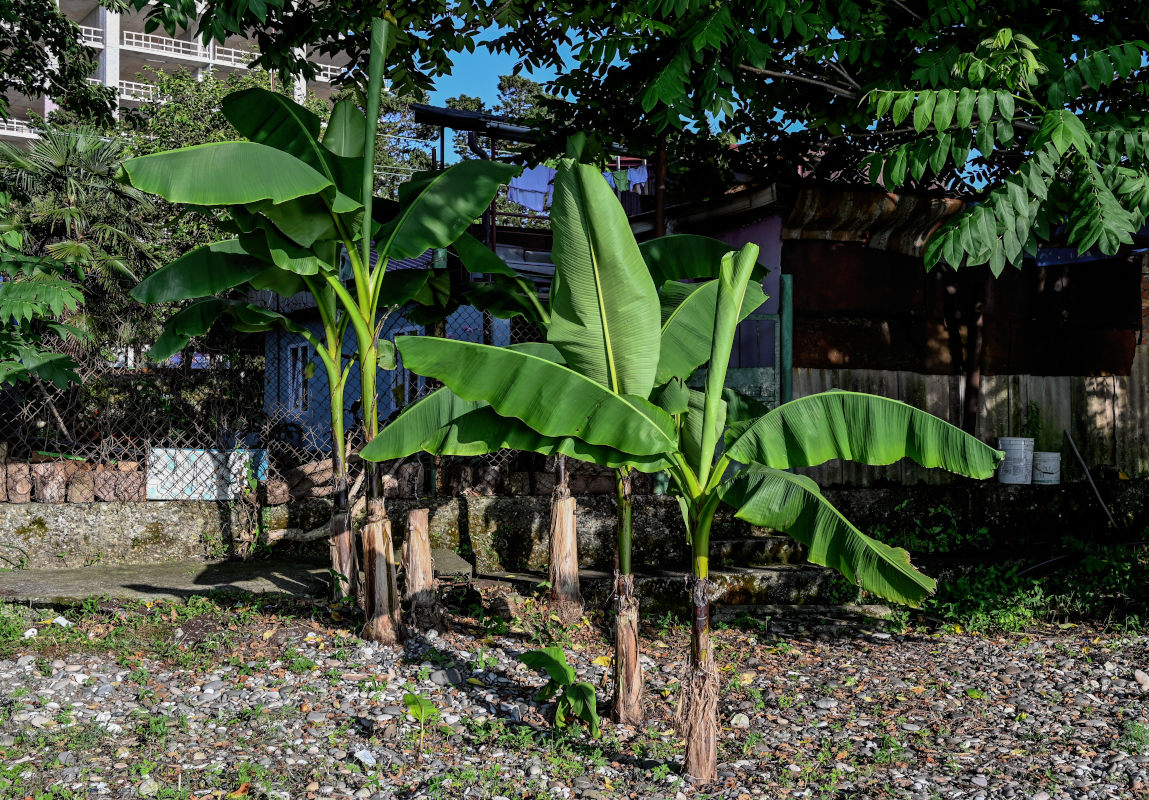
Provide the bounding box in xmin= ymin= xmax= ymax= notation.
xmin=781 ymin=273 xmax=793 ymax=404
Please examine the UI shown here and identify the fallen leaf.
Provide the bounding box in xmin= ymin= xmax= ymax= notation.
xmin=592 ymin=656 xmax=612 ymax=667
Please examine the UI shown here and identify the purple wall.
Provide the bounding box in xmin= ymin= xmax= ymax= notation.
xmin=717 ymin=217 xmax=783 ymax=368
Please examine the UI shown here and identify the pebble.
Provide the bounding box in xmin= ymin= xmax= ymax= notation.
xmin=0 ymin=614 xmax=1145 ymax=800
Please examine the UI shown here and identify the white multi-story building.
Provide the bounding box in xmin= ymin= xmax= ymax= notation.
xmin=1 ymin=0 xmax=348 ymax=143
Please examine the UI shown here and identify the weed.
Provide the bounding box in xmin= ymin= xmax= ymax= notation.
xmin=1121 ymin=721 xmax=1149 ymax=754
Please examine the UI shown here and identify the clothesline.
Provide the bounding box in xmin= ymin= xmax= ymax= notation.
xmin=506 ymin=163 xmax=651 ymax=213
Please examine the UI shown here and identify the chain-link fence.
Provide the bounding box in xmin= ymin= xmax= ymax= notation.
xmin=0 ymin=300 xmax=576 ymax=508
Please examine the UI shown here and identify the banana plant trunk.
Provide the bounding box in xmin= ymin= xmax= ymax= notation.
xmin=548 ymin=453 xmax=583 ymax=625
xmin=361 ymin=471 xmax=403 ymax=643
xmin=678 ymin=503 xmax=718 ymax=783
xmin=323 ymin=343 xmax=356 ymax=602
xmin=356 ymin=15 xmax=403 ymax=644
xmin=612 ymin=467 xmax=642 ymax=725
xmin=403 ymin=507 xmax=446 ymax=631
xmin=328 ymin=463 xmax=357 ymax=602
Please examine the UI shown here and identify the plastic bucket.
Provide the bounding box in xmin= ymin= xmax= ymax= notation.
xmin=997 ymin=437 xmax=1034 ymax=484
xmin=1032 ymin=451 xmax=1062 ymax=485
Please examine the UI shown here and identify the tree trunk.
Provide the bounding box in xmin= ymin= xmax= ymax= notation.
xmin=404 ymin=507 xmax=446 ymax=631
xmin=612 ymin=469 xmax=642 ymax=725
xmin=677 ymin=576 xmax=718 ymax=784
xmin=548 ymin=456 xmax=583 ymax=624
xmin=362 ymin=494 xmax=403 ymax=644
xmin=328 ymin=474 xmax=357 ymax=602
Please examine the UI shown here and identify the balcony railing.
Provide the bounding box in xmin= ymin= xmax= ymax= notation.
xmin=313 ymin=62 xmax=342 ymax=83
xmin=211 ymin=44 xmax=256 ymax=67
xmin=0 ymin=119 xmax=36 ymax=138
xmin=79 ymin=25 xmax=104 ymax=46
xmin=119 ymin=80 xmax=158 ymax=101
xmin=121 ymin=30 xmax=208 ymax=59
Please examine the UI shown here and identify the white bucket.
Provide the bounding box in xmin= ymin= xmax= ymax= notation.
xmin=998 ymin=437 xmax=1034 ymax=484
xmin=1032 ymin=451 xmax=1062 ymax=485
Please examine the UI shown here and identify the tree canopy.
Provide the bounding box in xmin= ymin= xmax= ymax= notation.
xmin=1 ymin=0 xmax=117 ymax=123
xmin=122 ymin=0 xmax=1149 ymax=271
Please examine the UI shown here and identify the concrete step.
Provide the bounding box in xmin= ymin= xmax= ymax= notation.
xmin=712 ymin=603 xmax=892 ymax=624
xmin=478 ymin=563 xmax=843 ymax=615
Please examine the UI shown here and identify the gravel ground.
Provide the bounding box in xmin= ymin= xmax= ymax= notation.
xmin=1 ymin=598 xmax=1148 ymax=800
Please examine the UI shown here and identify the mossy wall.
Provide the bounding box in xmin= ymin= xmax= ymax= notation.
xmin=2 ymin=479 xmax=1146 ymax=572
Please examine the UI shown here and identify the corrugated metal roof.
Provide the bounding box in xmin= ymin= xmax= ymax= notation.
xmin=782 ymin=187 xmax=964 ymax=258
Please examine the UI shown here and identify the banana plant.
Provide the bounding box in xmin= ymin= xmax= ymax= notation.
xmin=120 ymin=16 xmax=519 ymax=642
xmin=360 ymin=158 xmax=1003 ymax=781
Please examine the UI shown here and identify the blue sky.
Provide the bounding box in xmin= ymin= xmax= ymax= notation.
xmin=426 ymin=44 xmax=564 ymax=107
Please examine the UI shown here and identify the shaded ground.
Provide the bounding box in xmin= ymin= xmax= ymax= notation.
xmin=0 ymin=559 xmax=331 ymax=605
xmin=1 ymin=590 xmax=1147 ymax=800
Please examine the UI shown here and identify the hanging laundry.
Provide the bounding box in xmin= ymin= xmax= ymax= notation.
xmin=627 ymin=164 xmax=649 ymax=194
xmin=612 ymin=170 xmax=629 ymax=191
xmin=602 ymin=170 xmax=615 ymax=189
xmin=508 ymin=165 xmax=556 ymax=212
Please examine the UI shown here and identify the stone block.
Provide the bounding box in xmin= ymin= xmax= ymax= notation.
xmin=66 ymin=469 xmax=95 ymax=503
xmin=263 ymin=479 xmax=290 ymax=506
xmin=286 ymin=459 xmax=333 ymax=498
xmin=116 ymin=470 xmax=146 ymax=502
xmin=534 ymin=473 xmax=555 ymax=496
xmin=6 ymin=462 xmax=31 ymax=503
xmin=506 ymin=472 xmax=530 ymax=496
xmin=94 ymin=469 xmax=118 ymax=502
xmin=31 ymin=462 xmax=67 ymax=504
xmin=397 ymin=462 xmax=424 ymax=498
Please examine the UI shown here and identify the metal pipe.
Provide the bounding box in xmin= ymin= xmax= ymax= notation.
xmin=1065 ymin=431 xmax=1119 ymax=529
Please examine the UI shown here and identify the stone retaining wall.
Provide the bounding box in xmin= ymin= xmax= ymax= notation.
xmin=1 ymin=480 xmax=1144 ymax=572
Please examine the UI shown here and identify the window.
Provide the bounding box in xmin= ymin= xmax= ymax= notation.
xmin=287 ymin=342 xmax=311 ymax=412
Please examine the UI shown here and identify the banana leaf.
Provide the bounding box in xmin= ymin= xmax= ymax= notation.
xmin=640 ymin=234 xmax=769 ymax=284
xmin=394 ymin=335 xmax=677 ymax=456
xmin=379 ymin=160 xmax=522 ymax=260
xmin=121 ymin=142 xmax=339 ymax=208
xmin=130 ymin=238 xmax=268 ymax=303
xmin=719 ymin=464 xmax=936 ymax=606
xmin=361 ymin=386 xmax=672 ymax=471
xmin=656 ymin=278 xmax=767 ymax=385
xmin=221 ymin=88 xmax=335 ymax=179
xmin=548 ymin=160 xmax=661 ymax=396
xmin=725 ymin=391 xmax=1004 ymax=478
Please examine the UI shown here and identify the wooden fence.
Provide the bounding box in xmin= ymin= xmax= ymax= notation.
xmin=792 ymin=345 xmax=1149 ymax=486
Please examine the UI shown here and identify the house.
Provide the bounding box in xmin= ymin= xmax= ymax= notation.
xmin=646 ymin=178 xmax=1149 ymax=483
